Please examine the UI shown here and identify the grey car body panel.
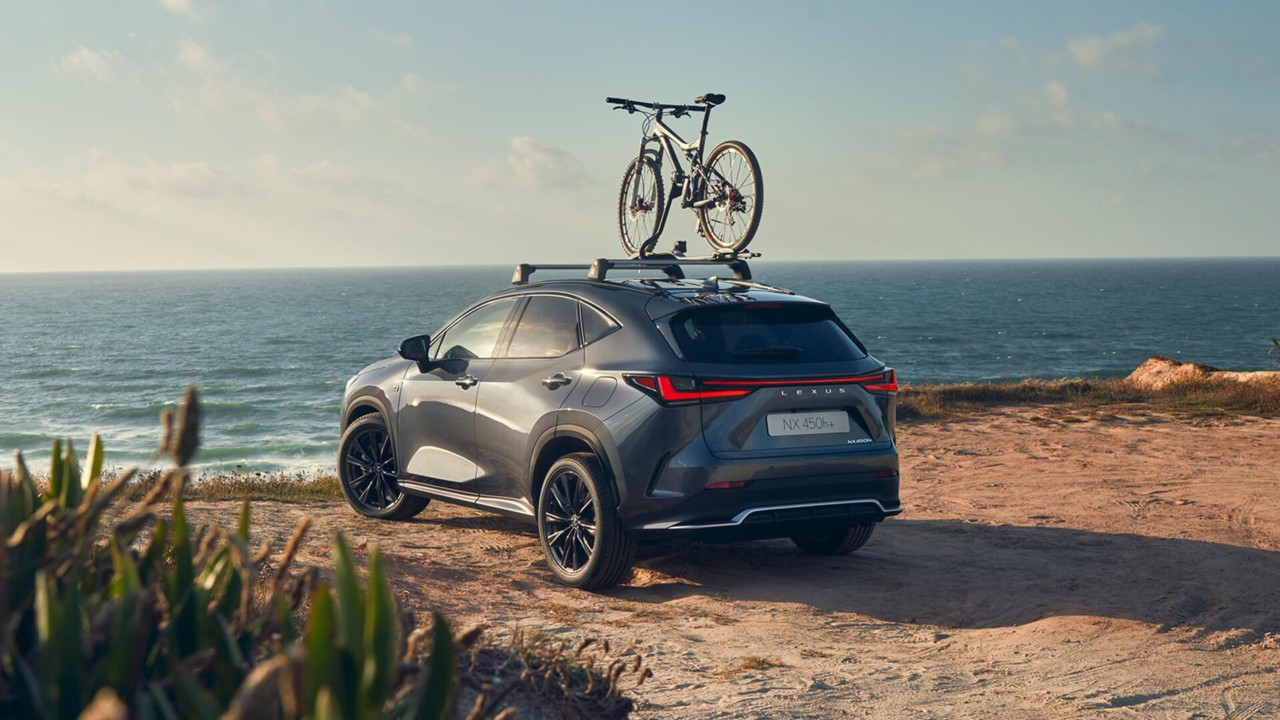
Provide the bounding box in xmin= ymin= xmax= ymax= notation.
xmin=341 ymin=274 xmax=901 ymax=541
xmin=473 ymin=348 xmax=582 ymax=498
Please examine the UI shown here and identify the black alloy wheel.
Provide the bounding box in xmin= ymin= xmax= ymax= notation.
xmin=537 ymin=453 xmax=635 ymax=589
xmin=338 ymin=414 xmax=429 ymax=520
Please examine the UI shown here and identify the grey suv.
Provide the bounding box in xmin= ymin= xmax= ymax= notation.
xmin=339 ymin=258 xmax=901 ymax=589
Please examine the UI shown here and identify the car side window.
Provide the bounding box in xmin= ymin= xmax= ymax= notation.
xmin=432 ymin=299 xmax=517 ymax=360
xmin=580 ymin=303 xmax=619 ymax=345
xmin=505 ymin=296 xmax=580 ymax=358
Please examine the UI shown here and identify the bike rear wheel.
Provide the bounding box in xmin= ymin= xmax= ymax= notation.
xmin=697 ymin=140 xmax=763 ymax=253
xmin=617 ymin=156 xmax=665 ymax=258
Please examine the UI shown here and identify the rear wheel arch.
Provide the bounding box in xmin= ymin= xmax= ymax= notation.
xmin=529 ymin=425 xmax=619 ymax=506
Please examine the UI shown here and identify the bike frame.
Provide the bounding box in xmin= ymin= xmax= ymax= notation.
xmin=631 ymin=105 xmax=728 ymax=247
xmin=609 ymin=95 xmax=743 ymax=255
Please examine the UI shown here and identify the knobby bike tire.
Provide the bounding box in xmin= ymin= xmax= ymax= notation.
xmin=696 ymin=140 xmax=763 ymax=253
xmin=617 ymin=156 xmax=665 ymax=258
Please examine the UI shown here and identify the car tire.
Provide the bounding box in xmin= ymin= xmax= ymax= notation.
xmin=337 ymin=414 xmax=429 ymax=521
xmin=790 ymin=523 xmax=875 ymax=556
xmin=537 ymin=453 xmax=635 ymax=589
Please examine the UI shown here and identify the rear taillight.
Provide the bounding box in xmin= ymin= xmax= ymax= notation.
xmin=625 ymin=375 xmax=751 ymax=404
xmin=863 ymin=369 xmax=898 ymax=393
xmin=699 ymin=368 xmax=899 ymax=393
xmin=625 ymin=368 xmax=898 ymax=404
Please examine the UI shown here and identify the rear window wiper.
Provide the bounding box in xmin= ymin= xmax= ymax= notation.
xmin=733 ymin=346 xmax=805 ymax=358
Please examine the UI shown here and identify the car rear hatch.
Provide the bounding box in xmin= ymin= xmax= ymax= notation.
xmin=639 ymin=300 xmax=898 ymax=459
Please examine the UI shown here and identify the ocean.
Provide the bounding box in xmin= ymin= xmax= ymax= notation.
xmin=2 ymin=258 xmax=1278 ymax=475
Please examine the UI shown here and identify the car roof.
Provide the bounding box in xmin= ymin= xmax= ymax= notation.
xmin=467 ymin=258 xmax=831 ymax=323
xmin=487 ymin=276 xmax=822 ymax=315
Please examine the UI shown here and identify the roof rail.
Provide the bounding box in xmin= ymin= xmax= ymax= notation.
xmin=512 ymin=253 xmax=758 ymax=285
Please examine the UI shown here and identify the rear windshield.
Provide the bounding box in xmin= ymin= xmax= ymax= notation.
xmin=668 ymin=303 xmax=868 ymax=364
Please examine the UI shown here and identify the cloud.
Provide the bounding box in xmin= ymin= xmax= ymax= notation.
xmin=57 ymin=47 xmax=120 ymax=82
xmin=1223 ymin=138 xmax=1280 ymax=167
xmin=0 ymin=153 xmax=454 ymax=271
xmin=1044 ymin=81 xmax=1070 ymax=110
xmin=959 ymin=36 xmax=1030 ymax=86
xmin=375 ymin=30 xmax=414 ymax=50
xmin=1067 ymin=22 xmax=1166 ymax=73
xmin=166 ymin=42 xmax=430 ymax=140
xmin=176 ymin=40 xmax=218 ymax=73
xmin=159 ymin=0 xmax=202 ymax=17
xmin=45 ymin=159 xmax=233 ymax=218
xmin=881 ymin=123 xmax=1003 ymax=181
xmin=471 ymin=136 xmax=589 ymax=190
xmin=966 ymin=77 xmax=1160 ymax=143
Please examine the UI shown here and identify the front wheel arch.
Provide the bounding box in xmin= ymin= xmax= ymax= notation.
xmin=337 ymin=414 xmax=428 ymax=521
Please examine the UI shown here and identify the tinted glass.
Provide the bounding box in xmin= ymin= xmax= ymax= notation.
xmin=669 ymin=303 xmax=867 ymax=364
xmin=581 ymin=303 xmax=619 ymax=345
xmin=433 ymin=299 xmax=516 ymax=360
xmin=506 ymin=296 xmax=580 ymax=358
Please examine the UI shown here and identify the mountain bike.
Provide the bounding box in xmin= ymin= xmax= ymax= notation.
xmin=607 ymin=93 xmax=763 ymax=258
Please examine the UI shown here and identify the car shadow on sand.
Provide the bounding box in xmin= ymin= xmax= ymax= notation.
xmin=611 ymin=520 xmax=1280 ymax=637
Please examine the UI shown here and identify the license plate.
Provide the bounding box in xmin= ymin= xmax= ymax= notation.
xmin=766 ymin=411 xmax=850 ymax=437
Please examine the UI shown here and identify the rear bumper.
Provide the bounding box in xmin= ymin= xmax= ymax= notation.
xmin=640 ymin=497 xmax=901 ymax=531
xmin=619 ymin=458 xmax=901 ymax=541
xmin=598 ymin=397 xmax=901 ymax=540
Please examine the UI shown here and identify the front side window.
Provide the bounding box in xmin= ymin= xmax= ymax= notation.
xmin=669 ymin=303 xmax=868 ymax=364
xmin=433 ymin=299 xmax=517 ymax=360
xmin=505 ymin=296 xmax=580 ymax=358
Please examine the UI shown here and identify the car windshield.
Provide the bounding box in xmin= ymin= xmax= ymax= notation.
xmin=668 ymin=303 xmax=867 ymax=364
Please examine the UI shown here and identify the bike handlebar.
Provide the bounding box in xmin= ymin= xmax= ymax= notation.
xmin=605 ymin=97 xmax=707 ymax=115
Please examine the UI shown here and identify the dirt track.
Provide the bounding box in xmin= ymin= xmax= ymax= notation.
xmin=188 ymin=407 xmax=1280 ymax=718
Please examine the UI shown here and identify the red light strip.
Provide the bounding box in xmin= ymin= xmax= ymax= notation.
xmin=701 ymin=374 xmax=885 ymax=388
xmin=657 ymin=376 xmax=750 ymax=401
xmin=863 ymin=370 xmax=898 ymax=392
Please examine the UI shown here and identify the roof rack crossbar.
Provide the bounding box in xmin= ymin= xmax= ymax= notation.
xmin=512 ymin=256 xmax=754 ymax=285
xmin=511 ymin=263 xmax=594 ymax=285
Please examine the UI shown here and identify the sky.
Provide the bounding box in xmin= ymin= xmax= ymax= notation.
xmin=1 ymin=1 xmax=1278 ymax=272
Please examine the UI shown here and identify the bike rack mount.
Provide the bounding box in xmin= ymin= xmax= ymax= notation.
xmin=511 ymin=252 xmax=761 ymax=285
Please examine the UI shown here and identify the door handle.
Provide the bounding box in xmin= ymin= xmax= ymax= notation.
xmin=541 ymin=372 xmax=572 ymax=390
xmin=455 ymin=374 xmax=478 ymax=389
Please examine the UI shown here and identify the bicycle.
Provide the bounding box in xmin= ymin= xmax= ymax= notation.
xmin=606 ymin=93 xmax=763 ymax=258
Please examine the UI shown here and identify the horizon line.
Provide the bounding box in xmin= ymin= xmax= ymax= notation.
xmin=4 ymin=254 xmax=1280 ymax=276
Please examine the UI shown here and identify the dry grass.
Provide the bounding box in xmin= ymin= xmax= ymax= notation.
xmin=115 ymin=471 xmax=343 ymax=503
xmin=899 ymin=377 xmax=1280 ymax=423
xmin=453 ymin=628 xmax=646 ymax=719
xmin=718 ymin=656 xmax=786 ymax=679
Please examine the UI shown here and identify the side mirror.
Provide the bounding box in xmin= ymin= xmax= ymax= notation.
xmin=397 ymin=334 xmax=431 ymax=363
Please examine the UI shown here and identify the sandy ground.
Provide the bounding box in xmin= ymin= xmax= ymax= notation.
xmin=187 ymin=406 xmax=1280 ymax=718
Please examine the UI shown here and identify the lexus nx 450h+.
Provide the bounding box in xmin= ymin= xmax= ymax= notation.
xmin=339 ymin=259 xmax=900 ymax=589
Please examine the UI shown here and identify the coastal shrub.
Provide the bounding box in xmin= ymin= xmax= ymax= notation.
xmin=119 ymin=471 xmax=343 ymax=503
xmin=899 ymin=377 xmax=1280 ymax=421
xmin=0 ymin=387 xmax=641 ymax=719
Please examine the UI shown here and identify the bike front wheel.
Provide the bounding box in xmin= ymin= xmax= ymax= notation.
xmin=697 ymin=140 xmax=763 ymax=253
xmin=617 ymin=156 xmax=665 ymax=258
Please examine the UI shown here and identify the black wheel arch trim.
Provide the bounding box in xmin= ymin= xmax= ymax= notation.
xmin=342 ymin=394 xmax=398 ymax=465
xmin=528 ymin=423 xmax=627 ymax=508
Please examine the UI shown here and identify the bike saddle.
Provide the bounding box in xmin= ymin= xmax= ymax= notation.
xmin=696 ymin=93 xmax=725 ymax=106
